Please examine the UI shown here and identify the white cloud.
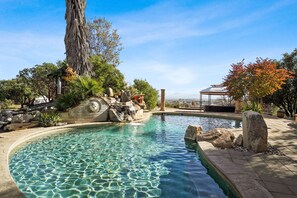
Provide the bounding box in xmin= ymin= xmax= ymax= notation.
xmin=113 ymin=0 xmax=295 ymax=46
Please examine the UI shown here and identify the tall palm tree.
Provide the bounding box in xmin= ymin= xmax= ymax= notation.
xmin=65 ymin=0 xmax=92 ymax=75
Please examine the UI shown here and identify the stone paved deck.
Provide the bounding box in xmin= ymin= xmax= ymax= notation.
xmin=155 ymin=110 xmax=297 ymax=198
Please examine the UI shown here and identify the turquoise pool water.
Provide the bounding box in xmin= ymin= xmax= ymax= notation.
xmin=10 ymin=115 xmax=241 ymax=198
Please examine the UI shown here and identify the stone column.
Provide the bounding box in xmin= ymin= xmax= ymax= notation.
xmin=160 ymin=89 xmax=165 ymax=111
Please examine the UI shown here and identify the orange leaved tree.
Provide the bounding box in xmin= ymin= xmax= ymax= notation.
xmin=223 ymin=58 xmax=292 ymax=112
xmin=223 ymin=60 xmax=247 ymax=100
xmin=246 ymin=58 xmax=292 ymax=103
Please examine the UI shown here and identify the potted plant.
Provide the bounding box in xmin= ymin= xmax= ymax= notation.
xmin=276 ymin=109 xmax=285 ymax=118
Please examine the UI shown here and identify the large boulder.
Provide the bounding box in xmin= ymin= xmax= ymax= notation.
xmin=134 ymin=109 xmax=143 ymax=120
xmin=121 ymin=91 xmax=131 ymax=102
xmin=242 ymin=111 xmax=268 ymax=153
xmin=184 ymin=125 xmax=203 ymax=141
xmin=211 ymin=130 xmax=235 ymax=149
xmin=234 ymin=134 xmax=243 ymax=146
xmin=197 ymin=128 xmax=225 ymax=141
xmin=1 ymin=110 xmax=13 ymax=122
xmin=64 ymin=97 xmax=110 ymax=122
xmin=107 ymin=87 xmax=114 ymax=97
xmin=109 ymin=109 xmax=124 ymax=122
xmin=23 ymin=114 xmax=33 ymax=123
xmin=11 ymin=114 xmax=33 ymax=123
xmin=3 ymin=122 xmax=38 ymax=132
xmin=11 ymin=114 xmax=24 ymax=123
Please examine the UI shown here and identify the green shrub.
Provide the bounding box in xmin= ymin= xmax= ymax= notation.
xmin=55 ymin=76 xmax=104 ymax=111
xmin=69 ymin=75 xmax=103 ymax=98
xmin=133 ymin=79 xmax=158 ymax=110
xmin=55 ymin=92 xmax=80 ymax=111
xmin=241 ymin=101 xmax=263 ymax=114
xmin=91 ymin=55 xmax=126 ymax=94
xmin=38 ymin=112 xmax=61 ymax=127
xmin=0 ymin=99 xmax=13 ymax=109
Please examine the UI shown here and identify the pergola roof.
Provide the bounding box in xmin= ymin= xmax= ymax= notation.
xmin=200 ymin=85 xmax=229 ymax=95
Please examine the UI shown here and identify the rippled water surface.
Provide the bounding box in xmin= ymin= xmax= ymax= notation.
xmin=10 ymin=115 xmax=241 ymax=197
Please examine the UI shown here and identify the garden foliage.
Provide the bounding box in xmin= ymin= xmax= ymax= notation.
xmin=55 ymin=76 xmax=103 ymax=111
xmin=267 ymin=49 xmax=297 ymax=117
xmin=132 ymin=79 xmax=158 ymax=110
xmin=87 ymin=18 xmax=123 ymax=66
xmin=223 ymin=58 xmax=292 ymax=113
xmin=38 ymin=112 xmax=61 ymax=127
xmin=91 ymin=55 xmax=126 ymax=94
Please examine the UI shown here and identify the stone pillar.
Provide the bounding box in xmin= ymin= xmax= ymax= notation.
xmin=160 ymin=89 xmax=165 ymax=111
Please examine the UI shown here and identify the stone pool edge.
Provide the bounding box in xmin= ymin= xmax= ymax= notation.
xmin=153 ymin=111 xmax=273 ymax=198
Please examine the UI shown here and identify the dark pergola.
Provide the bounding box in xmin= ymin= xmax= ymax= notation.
xmin=199 ymin=85 xmax=229 ymax=108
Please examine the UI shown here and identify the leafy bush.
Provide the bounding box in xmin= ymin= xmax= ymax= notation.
xmin=69 ymin=75 xmax=103 ymax=98
xmin=0 ymin=99 xmax=13 ymax=109
xmin=133 ymin=79 xmax=158 ymax=110
xmin=38 ymin=112 xmax=61 ymax=127
xmin=55 ymin=76 xmax=103 ymax=111
xmin=91 ymin=55 xmax=126 ymax=94
xmin=55 ymin=92 xmax=80 ymax=111
xmin=241 ymin=101 xmax=263 ymax=114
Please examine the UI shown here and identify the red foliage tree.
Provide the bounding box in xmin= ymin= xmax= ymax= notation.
xmin=223 ymin=60 xmax=247 ymax=100
xmin=246 ymin=58 xmax=292 ymax=102
xmin=223 ymin=58 xmax=292 ymax=104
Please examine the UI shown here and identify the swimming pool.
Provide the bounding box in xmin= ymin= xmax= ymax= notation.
xmin=9 ymin=115 xmax=241 ymax=197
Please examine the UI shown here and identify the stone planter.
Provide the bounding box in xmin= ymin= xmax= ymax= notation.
xmin=276 ymin=110 xmax=285 ymax=118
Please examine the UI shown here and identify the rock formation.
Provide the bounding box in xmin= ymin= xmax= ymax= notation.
xmin=234 ymin=134 xmax=243 ymax=146
xmin=196 ymin=128 xmax=235 ymax=149
xmin=242 ymin=111 xmax=268 ymax=153
xmin=0 ymin=109 xmax=42 ymax=132
xmin=184 ymin=125 xmax=203 ymax=141
xmin=211 ymin=130 xmax=235 ymax=149
xmin=1 ymin=90 xmax=145 ymax=131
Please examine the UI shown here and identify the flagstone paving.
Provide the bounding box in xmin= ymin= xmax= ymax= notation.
xmin=180 ymin=111 xmax=297 ymax=198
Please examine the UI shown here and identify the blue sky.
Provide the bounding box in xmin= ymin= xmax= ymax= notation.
xmin=0 ymin=0 xmax=297 ymax=99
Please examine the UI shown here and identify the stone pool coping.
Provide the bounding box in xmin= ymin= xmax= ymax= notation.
xmin=154 ymin=110 xmax=297 ymax=198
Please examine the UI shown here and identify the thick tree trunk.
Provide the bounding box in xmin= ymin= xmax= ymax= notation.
xmin=65 ymin=0 xmax=92 ymax=76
